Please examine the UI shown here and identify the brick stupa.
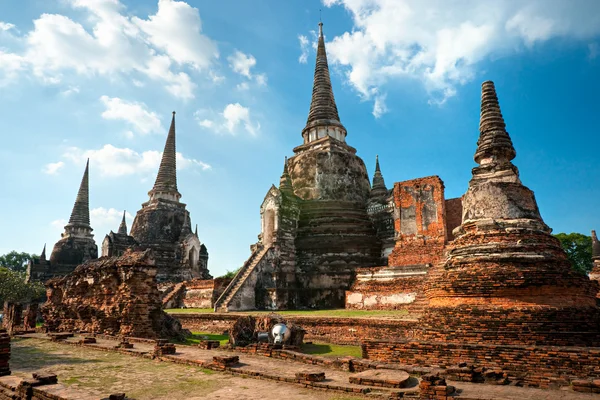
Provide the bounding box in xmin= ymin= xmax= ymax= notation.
xmin=420 ymin=81 xmax=600 ymax=346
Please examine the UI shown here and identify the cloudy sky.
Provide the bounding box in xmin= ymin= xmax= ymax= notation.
xmin=1 ymin=0 xmax=599 ymax=277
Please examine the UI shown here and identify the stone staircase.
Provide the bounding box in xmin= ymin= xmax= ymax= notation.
xmin=214 ymin=245 xmax=271 ymax=312
xmin=162 ymin=282 xmax=186 ymax=309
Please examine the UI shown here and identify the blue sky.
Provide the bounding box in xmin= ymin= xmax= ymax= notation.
xmin=0 ymin=0 xmax=599 ymax=277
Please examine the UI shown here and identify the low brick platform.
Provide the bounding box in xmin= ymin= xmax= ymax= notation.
xmin=79 ymin=337 xmax=96 ymax=344
xmin=48 ymin=333 xmax=74 ymax=341
xmin=197 ymin=340 xmax=220 ymax=350
xmin=362 ymin=339 xmax=600 ymax=388
xmin=419 ymin=374 xmax=455 ymax=400
xmin=153 ymin=340 xmax=176 ymax=356
xmin=212 ymin=355 xmax=239 ymax=368
xmin=349 ymin=369 xmax=410 ymax=388
xmin=295 ymin=371 xmax=325 ymax=382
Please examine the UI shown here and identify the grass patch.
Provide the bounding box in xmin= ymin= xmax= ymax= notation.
xmin=177 ymin=332 xmax=230 ymax=347
xmin=301 ymin=343 xmax=362 ymax=358
xmin=165 ymin=308 xmax=410 ymax=319
xmin=165 ymin=308 xmax=213 ymax=314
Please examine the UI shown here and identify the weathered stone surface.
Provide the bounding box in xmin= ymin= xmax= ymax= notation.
xmin=42 ymin=249 xmax=187 ymax=339
xmin=228 ymin=314 xmax=305 ymax=347
xmin=27 ymin=162 xmax=97 ymax=283
xmin=128 ymin=113 xmax=210 ymax=283
xmin=590 ymin=230 xmax=600 ymax=298
xmin=420 ymin=81 xmax=600 ymax=346
xmin=349 ymin=369 xmax=410 ymax=388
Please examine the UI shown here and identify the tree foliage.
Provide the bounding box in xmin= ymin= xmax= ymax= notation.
xmin=553 ymin=232 xmax=593 ymax=275
xmin=0 ymin=251 xmax=37 ymax=273
xmin=219 ymin=268 xmax=241 ymax=279
xmin=0 ymin=267 xmax=45 ymax=305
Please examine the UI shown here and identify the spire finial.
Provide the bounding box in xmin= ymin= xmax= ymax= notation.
xmin=149 ymin=111 xmax=181 ymax=201
xmin=118 ymin=210 xmax=128 ymax=235
xmin=371 ymin=155 xmax=387 ymax=197
xmin=195 ymin=224 xmax=198 ymax=237
xmin=280 ymin=156 xmax=293 ymax=192
xmin=474 ymin=81 xmax=516 ymax=166
xmin=303 ymin=20 xmax=345 ymax=138
xmin=65 ymin=159 xmax=92 ymax=235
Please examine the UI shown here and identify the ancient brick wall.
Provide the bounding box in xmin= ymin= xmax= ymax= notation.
xmin=345 ymin=265 xmax=429 ymax=310
xmin=362 ymin=339 xmax=600 ymax=385
xmin=444 ymin=197 xmax=462 ymax=242
xmin=172 ymin=313 xmax=418 ymax=345
xmin=42 ymin=250 xmax=185 ymax=339
xmin=388 ymin=176 xmax=447 ymax=267
xmin=182 ymin=278 xmax=231 ymax=309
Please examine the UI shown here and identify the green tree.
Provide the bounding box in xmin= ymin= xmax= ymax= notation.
xmin=219 ymin=268 xmax=241 ymax=279
xmin=0 ymin=251 xmax=37 ymax=273
xmin=553 ymin=232 xmax=593 ymax=275
xmin=0 ymin=267 xmax=45 ymax=305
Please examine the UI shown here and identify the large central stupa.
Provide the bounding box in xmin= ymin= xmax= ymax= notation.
xmin=214 ymin=23 xmax=381 ymax=311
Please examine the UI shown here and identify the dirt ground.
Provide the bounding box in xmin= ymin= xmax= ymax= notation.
xmin=11 ymin=338 xmax=362 ymax=400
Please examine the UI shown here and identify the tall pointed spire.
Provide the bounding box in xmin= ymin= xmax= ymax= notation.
xmin=149 ymin=112 xmax=181 ymax=201
xmin=279 ymin=156 xmax=293 ymax=192
xmin=592 ymin=230 xmax=600 ymax=260
xmin=40 ymin=244 xmax=47 ymax=262
xmin=65 ymin=159 xmax=93 ymax=236
xmin=475 ymin=81 xmax=517 ymax=166
xmin=195 ymin=224 xmax=198 ymax=237
xmin=118 ymin=211 xmax=128 ymax=235
xmin=302 ymin=22 xmax=346 ymax=143
xmin=370 ymin=155 xmax=387 ymax=198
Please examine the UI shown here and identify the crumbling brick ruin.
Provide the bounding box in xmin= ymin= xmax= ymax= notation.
xmin=28 ymin=114 xmax=210 ymax=285
xmin=41 ymin=249 xmax=186 ymax=339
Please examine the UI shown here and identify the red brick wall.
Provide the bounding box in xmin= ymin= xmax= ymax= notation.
xmin=444 ymin=197 xmax=462 ymax=242
xmin=362 ymin=339 xmax=600 ymax=387
xmin=388 ymin=176 xmax=447 ymax=267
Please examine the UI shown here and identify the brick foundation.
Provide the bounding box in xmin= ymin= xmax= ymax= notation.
xmin=362 ymin=339 xmax=600 ymax=388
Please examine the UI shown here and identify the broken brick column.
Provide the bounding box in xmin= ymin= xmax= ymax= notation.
xmin=0 ymin=329 xmax=10 ymax=376
xmin=2 ymin=303 xmax=22 ymax=335
xmin=23 ymin=303 xmax=38 ymax=330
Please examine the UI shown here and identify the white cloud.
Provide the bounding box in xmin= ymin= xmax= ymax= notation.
xmin=61 ymin=144 xmax=211 ymax=177
xmin=60 ymin=86 xmax=80 ymax=96
xmin=0 ymin=0 xmax=219 ymax=98
xmin=100 ymin=96 xmax=163 ymax=135
xmin=42 ymin=161 xmax=65 ymax=175
xmin=298 ymin=35 xmax=309 ymax=63
xmin=236 ymin=82 xmax=249 ymax=91
xmin=0 ymin=22 xmax=15 ymax=32
xmin=131 ymin=0 xmax=219 ymax=69
xmin=227 ymin=49 xmax=267 ymax=87
xmin=323 ymin=0 xmax=600 ymax=113
xmin=90 ymin=207 xmax=134 ymax=232
xmin=372 ymin=93 xmax=387 ymax=118
xmin=228 ymin=50 xmax=256 ymax=78
xmin=195 ymin=103 xmax=260 ymax=136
